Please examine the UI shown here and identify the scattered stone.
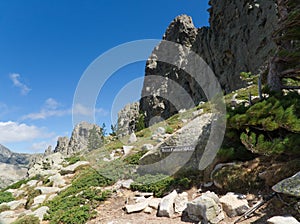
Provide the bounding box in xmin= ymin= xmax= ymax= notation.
xmin=149 ymin=198 xmax=161 ymax=210
xmin=219 ymin=192 xmax=249 ymax=217
xmin=142 ymin=144 xmax=154 ymax=151
xmin=157 ymin=190 xmax=178 ymax=217
xmin=122 ymin=146 xmax=134 ymax=156
xmin=32 ymin=195 xmax=47 ymax=207
xmin=35 ymin=187 xmax=60 ymax=194
xmin=5 ymin=189 xmax=24 ymax=198
xmin=30 ymin=206 xmax=49 ymax=221
xmin=267 ymin=215 xmax=300 ymax=224
xmin=48 ymin=173 xmax=66 ymax=187
xmin=0 ymin=211 xmax=18 ymax=224
xmin=26 ymin=180 xmax=39 ymax=187
xmin=186 ymin=191 xmax=224 ymax=223
xmin=47 ymin=194 xmax=57 ymax=201
xmin=174 ymin=192 xmax=188 ymax=213
xmin=155 ymin=127 xmax=166 ymax=135
xmin=272 ymin=171 xmax=300 ymax=197
xmin=60 ymin=161 xmax=90 ymax=175
xmin=144 ymin=206 xmax=153 ymax=214
xmin=125 ymin=196 xmax=153 ymax=214
xmin=128 ymin=132 xmax=137 ymax=144
xmin=3 ymin=199 xmax=26 ymax=210
xmin=135 ymin=196 xmax=146 ymax=203
xmin=120 ymin=179 xmax=134 ymax=189
xmin=134 ymin=192 xmax=153 ymax=197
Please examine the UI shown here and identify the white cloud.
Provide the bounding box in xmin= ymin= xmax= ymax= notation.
xmin=23 ymin=100 xmax=107 ymax=120
xmin=72 ymin=103 xmax=107 ymax=116
xmin=0 ymin=121 xmax=51 ymax=143
xmin=9 ymin=73 xmax=31 ymax=95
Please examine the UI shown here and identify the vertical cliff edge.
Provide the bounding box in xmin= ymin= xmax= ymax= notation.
xmin=140 ymin=0 xmax=279 ymax=126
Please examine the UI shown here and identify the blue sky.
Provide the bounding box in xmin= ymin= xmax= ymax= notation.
xmin=0 ymin=0 xmax=209 ymax=153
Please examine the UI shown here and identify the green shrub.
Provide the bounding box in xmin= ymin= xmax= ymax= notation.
xmin=165 ymin=126 xmax=174 ymax=134
xmin=2 ymin=176 xmax=39 ymax=191
xmin=65 ymin=156 xmax=81 ymax=165
xmin=124 ymin=151 xmax=148 ymax=165
xmin=25 ymin=189 xmax=41 ymax=209
xmin=12 ymin=215 xmax=40 ymax=224
xmin=130 ymin=174 xmax=191 ymax=197
xmin=136 ymin=112 xmax=145 ymax=132
xmin=0 ymin=191 xmax=15 ymax=204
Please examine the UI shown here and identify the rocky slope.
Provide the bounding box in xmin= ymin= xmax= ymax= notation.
xmin=140 ymin=0 xmax=279 ymax=126
xmin=0 ymin=144 xmax=33 ymax=189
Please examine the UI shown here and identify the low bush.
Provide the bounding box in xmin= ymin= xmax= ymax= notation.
xmin=12 ymin=215 xmax=40 ymax=224
xmin=0 ymin=204 xmax=10 ymax=213
xmin=0 ymin=191 xmax=15 ymax=204
xmin=124 ymin=151 xmax=148 ymax=165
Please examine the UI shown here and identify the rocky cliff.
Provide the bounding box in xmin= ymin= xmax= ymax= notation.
xmin=140 ymin=0 xmax=279 ymax=126
xmin=0 ymin=144 xmax=32 ymax=189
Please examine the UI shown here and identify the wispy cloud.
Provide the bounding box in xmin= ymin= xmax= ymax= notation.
xmin=9 ymin=73 xmax=31 ymax=95
xmin=0 ymin=121 xmax=52 ymax=143
xmin=22 ymin=99 xmax=107 ymax=120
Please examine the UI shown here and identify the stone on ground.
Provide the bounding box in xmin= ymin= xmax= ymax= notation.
xmin=174 ymin=192 xmax=188 ymax=213
xmin=267 ymin=215 xmax=300 ymax=224
xmin=219 ymin=192 xmax=249 ymax=217
xmin=125 ymin=196 xmax=153 ymax=214
xmin=157 ymin=190 xmax=178 ymax=217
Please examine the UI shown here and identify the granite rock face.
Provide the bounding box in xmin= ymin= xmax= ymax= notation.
xmin=140 ymin=0 xmax=279 ymax=126
xmin=117 ymin=102 xmax=140 ymax=137
xmin=54 ymin=137 xmax=69 ymax=154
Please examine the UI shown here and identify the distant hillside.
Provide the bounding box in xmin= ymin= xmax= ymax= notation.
xmin=0 ymin=144 xmax=31 ymax=166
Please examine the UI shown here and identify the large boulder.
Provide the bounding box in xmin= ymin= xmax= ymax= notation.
xmin=272 ymin=171 xmax=300 ymax=197
xmin=157 ymin=190 xmax=178 ymax=217
xmin=219 ymin=192 xmax=249 ymax=217
xmin=185 ymin=191 xmax=224 ymax=224
xmin=267 ymin=216 xmax=300 ymax=224
xmin=117 ymin=102 xmax=140 ymax=137
xmin=54 ymin=136 xmax=69 ymax=154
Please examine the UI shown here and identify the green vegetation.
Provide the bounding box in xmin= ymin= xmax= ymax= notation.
xmin=130 ymin=174 xmax=191 ymax=197
xmin=65 ymin=156 xmax=82 ymax=165
xmin=2 ymin=176 xmax=38 ymax=191
xmin=0 ymin=191 xmax=15 ymax=204
xmin=136 ymin=112 xmax=146 ymax=132
xmin=124 ymin=150 xmax=148 ymax=165
xmin=227 ymin=92 xmax=300 ymax=156
xmin=165 ymin=126 xmax=174 ymax=134
xmin=44 ymin=167 xmax=111 ymax=224
xmin=12 ymin=215 xmax=40 ymax=224
xmin=25 ymin=188 xmax=41 ymax=209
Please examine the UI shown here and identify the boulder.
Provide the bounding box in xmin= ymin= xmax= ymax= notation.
xmin=125 ymin=196 xmax=153 ymax=213
xmin=30 ymin=206 xmax=49 ymax=221
xmin=267 ymin=216 xmax=300 ymax=224
xmin=157 ymin=190 xmax=178 ymax=217
xmin=60 ymin=161 xmax=89 ymax=175
xmin=219 ymin=192 xmax=249 ymax=217
xmin=185 ymin=191 xmax=224 ymax=224
xmin=48 ymin=173 xmax=66 ymax=187
xmin=174 ymin=192 xmax=188 ymax=213
xmin=272 ymin=171 xmax=300 ymax=197
xmin=148 ymin=198 xmax=161 ymax=210
xmin=35 ymin=187 xmax=60 ymax=194
xmin=2 ymin=199 xmax=26 ymax=210
xmin=122 ymin=146 xmax=134 ymax=156
xmin=32 ymin=195 xmax=47 ymax=207
xmin=117 ymin=102 xmax=140 ymax=137
xmin=128 ymin=132 xmax=137 ymax=144
xmin=142 ymin=144 xmax=154 ymax=151
xmin=0 ymin=211 xmax=18 ymax=224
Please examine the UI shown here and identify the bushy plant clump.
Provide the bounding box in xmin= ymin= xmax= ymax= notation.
xmin=0 ymin=191 xmax=15 ymax=204
xmin=44 ymin=167 xmax=111 ymax=224
xmin=130 ymin=174 xmax=191 ymax=197
xmin=227 ymin=92 xmax=300 ymax=156
xmin=12 ymin=215 xmax=40 ymax=224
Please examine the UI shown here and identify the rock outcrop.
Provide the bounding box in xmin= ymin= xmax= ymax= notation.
xmin=117 ymin=102 xmax=140 ymax=137
xmin=140 ymin=0 xmax=279 ymax=126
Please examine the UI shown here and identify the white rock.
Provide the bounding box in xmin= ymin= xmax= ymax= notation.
xmin=119 ymin=179 xmax=134 ymax=189
xmin=174 ymin=192 xmax=188 ymax=213
xmin=30 ymin=206 xmax=49 ymax=221
xmin=125 ymin=196 xmax=153 ymax=213
xmin=149 ymin=198 xmax=161 ymax=210
xmin=6 ymin=189 xmax=24 ymax=198
xmin=267 ymin=216 xmax=300 ymax=224
xmin=128 ymin=132 xmax=137 ymax=144
xmin=144 ymin=206 xmax=153 ymax=214
xmin=155 ymin=127 xmax=166 ymax=135
xmin=5 ymin=199 xmax=26 ymax=210
xmin=142 ymin=144 xmax=154 ymax=151
xmin=48 ymin=173 xmax=66 ymax=187
xmin=35 ymin=187 xmax=60 ymax=194
xmin=32 ymin=195 xmax=47 ymax=207
xmin=26 ymin=180 xmax=39 ymax=187
xmin=47 ymin=193 xmax=57 ymax=201
xmin=122 ymin=146 xmax=134 ymax=156
xmin=60 ymin=161 xmax=90 ymax=175
xmin=158 ymin=190 xmax=178 ymax=217
xmin=219 ymin=192 xmax=249 ymax=217
xmin=0 ymin=211 xmax=18 ymax=224
xmin=186 ymin=191 xmax=224 ymax=223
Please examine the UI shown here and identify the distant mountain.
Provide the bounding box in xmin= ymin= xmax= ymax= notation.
xmin=0 ymin=144 xmax=34 ymax=189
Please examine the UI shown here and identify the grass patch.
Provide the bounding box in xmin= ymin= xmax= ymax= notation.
xmin=123 ymin=151 xmax=148 ymax=165
xmin=0 ymin=191 xmax=15 ymax=204
xmin=12 ymin=215 xmax=40 ymax=224
xmin=0 ymin=204 xmax=10 ymax=213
